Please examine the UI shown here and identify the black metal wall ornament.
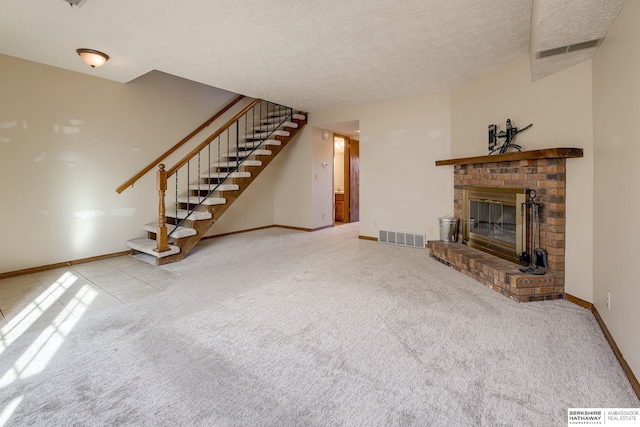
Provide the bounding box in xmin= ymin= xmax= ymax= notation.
xmin=488 ymin=119 xmax=533 ymax=154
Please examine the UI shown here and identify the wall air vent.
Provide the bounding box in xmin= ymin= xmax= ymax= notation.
xmin=378 ymin=230 xmax=425 ymax=249
xmin=536 ymin=38 xmax=604 ymax=59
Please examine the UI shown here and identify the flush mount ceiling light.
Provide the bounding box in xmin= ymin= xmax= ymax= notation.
xmin=76 ymin=48 xmax=109 ymax=68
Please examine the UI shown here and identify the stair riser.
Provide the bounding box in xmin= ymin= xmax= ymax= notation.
xmin=216 ymin=167 xmax=238 ymax=173
xmin=216 ymin=165 xmax=261 ymax=173
xmin=164 ymin=215 xmax=198 ymax=225
xmin=201 ymin=178 xmax=248 ymax=186
xmin=200 ymin=178 xmax=225 ymax=185
xmin=179 ymin=203 xmax=214 ymax=211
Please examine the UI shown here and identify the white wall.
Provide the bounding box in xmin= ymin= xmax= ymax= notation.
xmin=450 ymin=55 xmax=594 ymax=302
xmin=592 ymin=0 xmax=640 ymax=379
xmin=0 ymin=54 xmax=252 ymax=273
xmin=285 ymin=92 xmax=452 ymax=239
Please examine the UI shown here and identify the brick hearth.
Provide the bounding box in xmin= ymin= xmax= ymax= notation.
xmin=430 ymin=148 xmax=583 ymax=302
xmin=428 ymin=241 xmax=559 ymax=302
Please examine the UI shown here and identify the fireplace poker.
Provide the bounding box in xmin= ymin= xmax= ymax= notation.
xmin=534 ymin=203 xmax=549 ymax=268
xmin=518 ymin=202 xmax=530 ymax=266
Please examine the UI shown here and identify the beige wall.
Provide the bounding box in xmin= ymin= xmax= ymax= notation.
xmin=451 ymin=55 xmax=595 ymax=302
xmin=592 ymin=0 xmax=640 ymax=378
xmin=205 ymin=166 xmax=275 ymax=236
xmin=310 ymin=127 xmax=335 ymax=229
xmin=299 ymin=92 xmax=452 ymax=239
xmin=273 ymin=125 xmax=313 ymax=229
xmin=0 ymin=54 xmax=250 ymax=273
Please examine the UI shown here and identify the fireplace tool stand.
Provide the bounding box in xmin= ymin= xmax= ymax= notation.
xmin=519 ymin=189 xmax=545 ymax=275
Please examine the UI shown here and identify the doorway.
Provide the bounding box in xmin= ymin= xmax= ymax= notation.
xmin=333 ymin=133 xmax=359 ymax=225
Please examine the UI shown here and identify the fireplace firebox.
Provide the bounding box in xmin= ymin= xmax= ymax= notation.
xmin=462 ymin=186 xmax=527 ymax=263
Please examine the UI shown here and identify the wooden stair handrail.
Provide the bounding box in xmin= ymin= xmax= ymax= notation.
xmin=115 ymin=94 xmax=245 ymax=194
xmin=166 ymin=98 xmax=263 ymax=177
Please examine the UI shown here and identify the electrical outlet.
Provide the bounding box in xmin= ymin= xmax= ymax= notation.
xmin=322 ymin=213 xmax=325 ymax=219
xmin=606 ymin=290 xmax=611 ymax=309
xmin=374 ymin=221 xmax=377 ymax=228
xmin=427 ymin=227 xmax=434 ymax=236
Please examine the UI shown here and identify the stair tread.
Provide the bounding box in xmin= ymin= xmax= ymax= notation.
xmin=165 ymin=209 xmax=212 ymax=220
xmin=212 ymin=160 xmax=262 ymax=167
xmin=143 ymin=223 xmax=197 ymax=238
xmin=263 ymin=117 xmax=303 ymax=124
xmin=200 ymin=171 xmax=252 ymax=179
xmin=250 ymin=122 xmax=298 ymax=131
xmin=127 ymin=238 xmax=180 ymax=258
xmin=267 ymin=112 xmax=306 ymax=120
xmin=188 ymin=184 xmax=239 ymax=191
xmin=177 ymin=196 xmax=227 ymax=206
xmin=237 ymin=139 xmax=281 ymax=149
xmin=244 ymin=130 xmax=290 ymax=139
xmin=226 ymin=149 xmax=272 ymax=157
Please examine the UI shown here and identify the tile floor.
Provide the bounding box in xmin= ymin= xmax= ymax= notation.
xmin=0 ymin=254 xmax=177 ymax=339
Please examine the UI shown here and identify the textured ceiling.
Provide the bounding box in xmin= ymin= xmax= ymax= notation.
xmin=0 ymin=0 xmax=623 ymax=112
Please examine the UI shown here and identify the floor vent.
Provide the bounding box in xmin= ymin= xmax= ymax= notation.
xmin=378 ymin=230 xmax=425 ymax=248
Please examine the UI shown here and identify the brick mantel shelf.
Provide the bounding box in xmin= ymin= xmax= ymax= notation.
xmin=428 ymin=147 xmax=583 ymax=302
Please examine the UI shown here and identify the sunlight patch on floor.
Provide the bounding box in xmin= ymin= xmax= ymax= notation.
xmin=0 ymin=271 xmax=96 ymax=425
xmin=0 ymin=395 xmax=23 ymax=427
xmin=0 ymin=272 xmax=77 ymax=355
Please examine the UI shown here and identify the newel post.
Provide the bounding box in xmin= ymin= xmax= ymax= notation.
xmin=153 ymin=164 xmax=170 ymax=253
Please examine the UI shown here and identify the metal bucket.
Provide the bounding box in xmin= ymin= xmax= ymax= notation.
xmin=439 ymin=216 xmax=459 ymax=242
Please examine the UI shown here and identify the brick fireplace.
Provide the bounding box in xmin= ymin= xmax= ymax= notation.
xmin=427 ymin=148 xmax=583 ymax=302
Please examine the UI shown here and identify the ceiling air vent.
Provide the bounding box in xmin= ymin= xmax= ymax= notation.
xmin=536 ymin=38 xmax=604 ymax=59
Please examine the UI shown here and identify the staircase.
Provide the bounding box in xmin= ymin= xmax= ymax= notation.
xmin=125 ymin=100 xmax=307 ymax=265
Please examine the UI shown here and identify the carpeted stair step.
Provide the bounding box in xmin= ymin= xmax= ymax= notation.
xmin=262 ymin=116 xmax=305 ymax=124
xmin=236 ymin=139 xmax=281 ymax=149
xmin=212 ymin=160 xmax=262 ymax=168
xmin=244 ymin=130 xmax=290 ymax=140
xmin=177 ymin=196 xmax=227 ymax=206
xmin=143 ymin=223 xmax=197 ymax=238
xmin=188 ymin=183 xmax=239 ymax=192
xmin=249 ymin=122 xmax=298 ymax=132
xmin=267 ymin=112 xmax=306 ymax=121
xmin=199 ymin=171 xmax=252 ymax=179
xmin=225 ymin=149 xmax=272 ymax=158
xmin=165 ymin=209 xmax=212 ymax=221
xmin=126 ymin=238 xmax=180 ymax=258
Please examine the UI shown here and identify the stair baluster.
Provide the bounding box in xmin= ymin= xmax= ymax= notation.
xmin=153 ymin=164 xmax=170 ymax=253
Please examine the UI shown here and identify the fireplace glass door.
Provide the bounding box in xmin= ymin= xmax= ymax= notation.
xmin=462 ymin=187 xmax=526 ymax=263
xmin=469 ymin=200 xmax=517 ymax=245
